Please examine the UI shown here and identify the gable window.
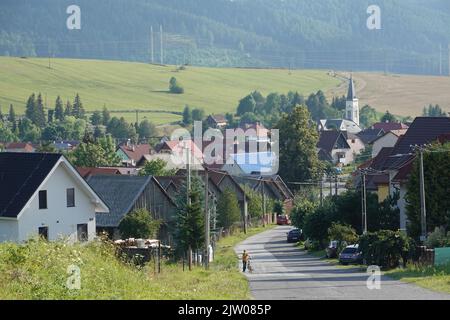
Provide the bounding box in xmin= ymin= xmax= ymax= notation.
xmin=38 ymin=190 xmax=47 ymax=209
xmin=67 ymin=188 xmax=75 ymax=207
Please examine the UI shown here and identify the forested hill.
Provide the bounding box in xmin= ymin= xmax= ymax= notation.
xmin=1 ymin=0 xmax=449 ymax=74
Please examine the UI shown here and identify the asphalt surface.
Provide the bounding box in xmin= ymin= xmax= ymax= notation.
xmin=235 ymin=226 xmax=450 ymax=300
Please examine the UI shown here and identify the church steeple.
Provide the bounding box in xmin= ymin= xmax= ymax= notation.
xmin=345 ymin=76 xmax=360 ymax=126
xmin=347 ymin=76 xmax=356 ymax=100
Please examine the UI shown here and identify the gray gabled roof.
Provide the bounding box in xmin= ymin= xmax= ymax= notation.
xmin=347 ymin=76 xmax=356 ymax=100
xmin=87 ymin=175 xmax=152 ymax=227
xmin=0 ymin=153 xmax=62 ymax=218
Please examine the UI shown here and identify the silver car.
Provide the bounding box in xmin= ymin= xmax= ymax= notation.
xmin=339 ymin=245 xmax=362 ymax=265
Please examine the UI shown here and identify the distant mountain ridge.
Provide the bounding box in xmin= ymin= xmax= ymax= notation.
xmin=0 ymin=0 xmax=449 ymax=74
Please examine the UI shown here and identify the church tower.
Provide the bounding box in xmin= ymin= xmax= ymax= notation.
xmin=345 ymin=76 xmax=359 ymax=126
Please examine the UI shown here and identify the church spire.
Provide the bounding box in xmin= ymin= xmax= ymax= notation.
xmin=345 ymin=75 xmax=360 ymax=126
xmin=347 ymin=75 xmax=356 ymax=101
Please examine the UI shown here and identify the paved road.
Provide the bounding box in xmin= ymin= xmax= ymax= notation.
xmin=235 ymin=226 xmax=450 ymax=300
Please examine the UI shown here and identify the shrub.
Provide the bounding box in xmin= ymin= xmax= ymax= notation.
xmin=303 ymin=201 xmax=336 ymax=248
xmin=290 ymin=198 xmax=317 ymax=230
xmin=327 ymin=223 xmax=359 ymax=254
xmin=425 ymin=227 xmax=450 ymax=249
xmin=358 ymin=230 xmax=415 ymax=269
xmin=273 ymin=201 xmax=284 ymax=216
xmin=217 ymin=188 xmax=241 ymax=232
xmin=304 ymin=238 xmax=322 ymax=252
xmin=169 ymin=77 xmax=184 ymax=94
xmin=119 ymin=209 xmax=161 ymax=239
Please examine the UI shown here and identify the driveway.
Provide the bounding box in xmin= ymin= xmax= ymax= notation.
xmin=234 ymin=226 xmax=450 ymax=300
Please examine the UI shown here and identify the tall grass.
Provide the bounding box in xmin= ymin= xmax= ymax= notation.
xmin=386 ymin=263 xmax=450 ymax=294
xmin=0 ymin=226 xmax=272 ymax=300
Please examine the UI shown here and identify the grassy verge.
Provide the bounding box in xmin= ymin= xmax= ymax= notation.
xmin=385 ymin=264 xmax=450 ymax=294
xmin=0 ymin=226 xmax=274 ymax=300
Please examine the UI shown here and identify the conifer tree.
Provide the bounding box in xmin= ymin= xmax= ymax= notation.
xmin=8 ymin=104 xmax=16 ymax=123
xmin=34 ymin=93 xmax=47 ymax=127
xmin=54 ymin=96 xmax=64 ymax=121
xmin=25 ymin=93 xmax=36 ymax=122
xmin=65 ymin=100 xmax=73 ymax=117
xmin=72 ymin=93 xmax=85 ymax=119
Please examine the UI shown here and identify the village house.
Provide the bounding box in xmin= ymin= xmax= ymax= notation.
xmin=77 ymin=167 xmax=122 ymax=179
xmin=371 ymin=129 xmax=408 ymax=158
xmin=154 ymin=139 xmax=204 ymax=170
xmin=52 ymin=140 xmax=80 ymax=152
xmin=317 ymin=130 xmax=353 ymax=165
xmin=357 ymin=128 xmax=385 ymax=145
xmin=116 ymin=142 xmax=152 ymax=167
xmin=236 ymin=174 xmax=294 ymax=216
xmin=87 ymin=175 xmax=177 ymax=244
xmin=206 ymin=114 xmax=228 ymax=129
xmin=0 ymin=153 xmax=109 ymax=243
xmin=4 ymin=142 xmax=36 ymax=153
xmin=362 ymin=117 xmax=450 ymax=230
xmin=369 ymin=121 xmax=409 ymax=132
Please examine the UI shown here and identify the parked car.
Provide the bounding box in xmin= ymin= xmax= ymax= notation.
xmin=326 ymin=240 xmax=339 ymax=258
xmin=339 ymin=245 xmax=362 ymax=265
xmin=277 ymin=215 xmax=290 ymax=225
xmin=287 ymin=229 xmax=302 ymax=243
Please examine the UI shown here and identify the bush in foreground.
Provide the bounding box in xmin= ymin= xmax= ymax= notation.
xmin=358 ymin=230 xmax=415 ymax=269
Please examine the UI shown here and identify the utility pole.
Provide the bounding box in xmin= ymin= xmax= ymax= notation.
xmin=150 ymin=26 xmax=154 ymax=64
xmin=414 ymin=146 xmax=428 ymax=242
xmin=47 ymin=39 xmax=52 ymax=69
xmin=184 ymin=140 xmax=192 ymax=270
xmin=439 ymin=44 xmax=443 ymax=76
xmin=360 ymin=170 xmax=368 ymax=234
xmin=363 ymin=172 xmax=367 ymax=234
xmin=160 ymin=24 xmax=164 ymax=65
xmin=320 ymin=178 xmax=324 ymax=206
xmin=204 ymin=167 xmax=210 ymax=269
xmin=261 ymin=180 xmax=266 ymax=227
xmin=329 ymin=176 xmax=333 ymax=196
xmin=335 ymin=175 xmax=338 ymax=196
xmin=448 ymin=44 xmax=450 ymax=77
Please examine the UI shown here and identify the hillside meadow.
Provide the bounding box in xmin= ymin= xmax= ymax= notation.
xmin=0 ymin=57 xmax=339 ymax=125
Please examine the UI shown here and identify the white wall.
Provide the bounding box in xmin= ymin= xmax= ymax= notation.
xmin=0 ymin=219 xmax=19 ymax=242
xmin=16 ymin=163 xmax=98 ymax=243
xmin=372 ymin=133 xmax=399 ymax=158
xmin=331 ymin=148 xmax=354 ymax=165
xmin=348 ymin=138 xmax=365 ymax=156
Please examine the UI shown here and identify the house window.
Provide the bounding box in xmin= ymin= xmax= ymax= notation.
xmin=77 ymin=224 xmax=88 ymax=242
xmin=38 ymin=226 xmax=48 ymax=240
xmin=67 ymin=188 xmax=75 ymax=207
xmin=38 ymin=190 xmax=47 ymax=209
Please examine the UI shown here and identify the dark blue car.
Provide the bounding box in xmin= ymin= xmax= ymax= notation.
xmin=287 ymin=229 xmax=302 ymax=243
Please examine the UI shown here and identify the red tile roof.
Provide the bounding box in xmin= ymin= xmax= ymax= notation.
xmin=371 ymin=122 xmax=409 ymax=132
xmin=159 ymin=140 xmax=203 ymax=159
xmin=118 ymin=144 xmax=151 ymax=161
xmin=5 ymin=142 xmax=35 ymax=152
xmin=77 ymin=167 xmax=121 ymax=178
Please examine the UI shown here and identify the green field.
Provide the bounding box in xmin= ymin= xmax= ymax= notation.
xmin=0 ymin=57 xmax=340 ymax=124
